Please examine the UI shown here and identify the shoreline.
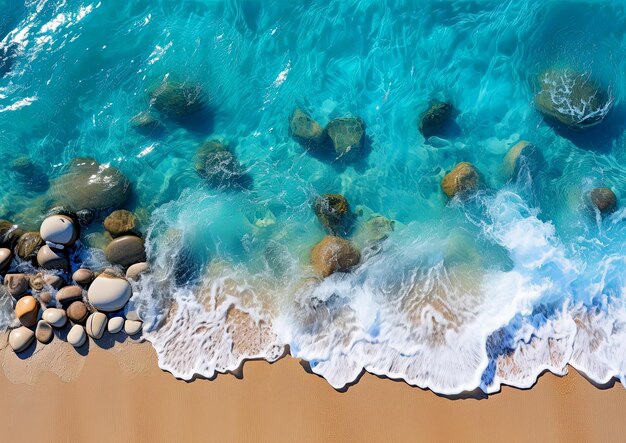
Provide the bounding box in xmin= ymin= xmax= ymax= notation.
xmin=1 ymin=340 xmax=625 ymax=443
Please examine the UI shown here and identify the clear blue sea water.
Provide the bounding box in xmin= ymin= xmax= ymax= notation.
xmin=2 ymin=0 xmax=626 ymax=394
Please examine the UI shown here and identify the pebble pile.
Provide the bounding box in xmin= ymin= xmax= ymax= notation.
xmin=0 ymin=211 xmax=149 ymax=354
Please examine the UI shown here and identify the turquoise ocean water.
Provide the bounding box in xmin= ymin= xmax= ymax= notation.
xmin=2 ymin=0 xmax=626 ymax=394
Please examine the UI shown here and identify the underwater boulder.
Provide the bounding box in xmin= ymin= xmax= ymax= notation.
xmin=313 ymin=193 xmax=351 ymax=236
xmin=441 ymin=162 xmax=482 ymax=199
xmin=589 ymin=187 xmax=617 ymax=215
xmin=310 ymin=235 xmax=361 ymax=278
xmin=289 ymin=108 xmax=328 ymax=148
xmin=150 ymin=79 xmax=204 ymax=118
xmin=501 ymin=140 xmax=543 ymax=181
xmin=534 ymin=69 xmax=612 ymax=130
xmin=50 ymin=157 xmax=131 ymax=212
xmin=194 ymin=140 xmax=247 ymax=187
xmin=326 ymin=117 xmax=366 ymax=161
xmin=0 ymin=220 xmax=23 ymax=249
xmin=419 ymin=100 xmax=454 ymax=137
xmin=130 ymin=111 xmax=162 ymax=132
xmin=10 ymin=156 xmax=49 ymax=192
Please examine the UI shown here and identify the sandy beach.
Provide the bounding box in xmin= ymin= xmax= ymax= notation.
xmin=0 ymin=339 xmax=624 ymax=443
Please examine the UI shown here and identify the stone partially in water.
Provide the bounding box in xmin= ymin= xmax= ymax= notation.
xmin=310 ymin=236 xmax=361 ymax=278
xmin=15 ymin=295 xmax=39 ymax=327
xmin=441 ymin=162 xmax=481 ymax=199
xmin=4 ymin=273 xmax=28 ymax=298
xmin=103 ymin=210 xmax=137 ymax=237
xmin=87 ymin=274 xmax=132 ymax=312
xmin=36 ymin=245 xmax=68 ymax=270
xmin=124 ymin=319 xmax=143 ymax=336
xmin=501 ymin=141 xmax=543 ymax=181
xmin=326 ymin=117 xmax=366 ymax=161
xmin=0 ymin=220 xmax=23 ymax=249
xmin=150 ymin=80 xmax=204 ymax=118
xmin=0 ymin=247 xmax=12 ymax=272
xmin=534 ymin=69 xmax=612 ymax=130
xmin=194 ymin=140 xmax=246 ymax=187
xmin=126 ymin=262 xmax=149 ymax=281
xmin=589 ymin=187 xmax=617 ymax=215
xmin=419 ymin=101 xmax=454 ymax=137
xmin=313 ymin=194 xmax=351 ymax=235
xmin=10 ymin=156 xmax=50 ymax=192
xmin=15 ymin=232 xmax=43 ymax=261
xmin=130 ymin=111 xmax=161 ymax=131
xmin=105 ymin=235 xmax=146 ymax=267
xmin=107 ymin=316 xmax=125 ymax=334
xmin=9 ymin=327 xmax=35 ymax=353
xmin=40 ymin=215 xmax=78 ymax=246
xmin=50 ymin=158 xmax=131 ymax=212
xmin=289 ymin=108 xmax=328 ymax=148
xmin=56 ymin=285 xmax=84 ymax=306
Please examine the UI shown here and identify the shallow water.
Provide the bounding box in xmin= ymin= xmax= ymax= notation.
xmin=1 ymin=0 xmax=626 ymax=394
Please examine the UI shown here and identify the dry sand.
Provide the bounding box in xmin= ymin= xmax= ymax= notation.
xmin=0 ymin=338 xmax=625 ymax=443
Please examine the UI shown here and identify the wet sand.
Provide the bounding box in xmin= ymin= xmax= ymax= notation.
xmin=0 ymin=339 xmax=625 ymax=443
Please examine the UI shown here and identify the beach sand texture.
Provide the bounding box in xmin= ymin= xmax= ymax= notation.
xmin=0 ymin=339 xmax=624 ymax=443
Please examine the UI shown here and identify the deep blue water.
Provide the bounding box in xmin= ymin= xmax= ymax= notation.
xmin=1 ymin=0 xmax=626 ymax=394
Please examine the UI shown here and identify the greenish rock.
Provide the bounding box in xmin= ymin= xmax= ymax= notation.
xmin=534 ymin=69 xmax=612 ymax=130
xmin=326 ymin=117 xmax=366 ymax=161
xmin=194 ymin=140 xmax=247 ymax=187
xmin=150 ymin=80 xmax=204 ymax=118
xmin=419 ymin=101 xmax=454 ymax=137
xmin=16 ymin=231 xmax=43 ymax=261
xmin=0 ymin=220 xmax=23 ymax=249
xmin=50 ymin=157 xmax=131 ymax=212
xmin=289 ymin=108 xmax=328 ymax=148
xmin=313 ymin=194 xmax=352 ymax=236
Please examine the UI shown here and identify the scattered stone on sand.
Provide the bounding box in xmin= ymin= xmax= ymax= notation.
xmin=194 ymin=140 xmax=246 ymax=187
xmin=35 ymin=320 xmax=53 ymax=344
xmin=104 ymin=210 xmax=137 ymax=237
xmin=15 ymin=295 xmax=40 ymax=327
xmin=56 ymin=286 xmax=83 ymax=306
xmin=150 ymin=79 xmax=204 ymax=118
xmin=36 ymin=245 xmax=68 ymax=271
xmin=107 ymin=316 xmax=125 ymax=334
xmin=5 ymin=273 xmax=28 ymax=298
xmin=87 ymin=274 xmax=132 ymax=312
xmin=0 ymin=219 xmax=22 ymax=249
xmin=289 ymin=108 xmax=328 ymax=148
xmin=66 ymin=301 xmax=89 ymax=324
xmin=9 ymin=326 xmax=35 ymax=353
xmin=0 ymin=247 xmax=12 ymax=271
xmin=589 ymin=187 xmax=617 ymax=215
xmin=441 ymin=162 xmax=481 ymax=199
xmin=104 ymin=235 xmax=146 ymax=267
xmin=326 ymin=117 xmax=366 ymax=161
xmin=124 ymin=319 xmax=143 ymax=336
xmin=72 ymin=269 xmax=95 ymax=287
xmin=67 ymin=324 xmax=87 ymax=347
xmin=502 ymin=141 xmax=543 ymax=181
xmin=314 ymin=193 xmax=351 ymax=235
xmin=126 ymin=262 xmax=149 ymax=281
xmin=43 ymin=274 xmax=64 ymax=289
xmin=15 ymin=231 xmax=43 ymax=260
xmin=310 ymin=235 xmax=361 ymax=278
xmin=86 ymin=312 xmax=108 ymax=340
xmin=39 ymin=215 xmax=77 ymax=247
xmin=419 ymin=101 xmax=454 ymax=137
xmin=534 ymin=69 xmax=612 ymax=130
xmin=50 ymin=158 xmax=131 ymax=212
xmin=42 ymin=308 xmax=67 ymax=328
xmin=29 ymin=273 xmax=45 ymax=291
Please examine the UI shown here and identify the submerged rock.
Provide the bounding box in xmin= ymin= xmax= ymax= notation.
xmin=130 ymin=111 xmax=161 ymax=131
xmin=313 ymin=194 xmax=351 ymax=236
xmin=50 ymin=158 xmax=131 ymax=212
xmin=289 ymin=108 xmax=328 ymax=148
xmin=150 ymin=80 xmax=204 ymax=118
xmin=535 ymin=69 xmax=612 ymax=130
xmin=310 ymin=235 xmax=361 ymax=278
xmin=105 ymin=235 xmax=146 ymax=267
xmin=10 ymin=156 xmax=50 ymax=192
xmin=441 ymin=162 xmax=481 ymax=199
xmin=501 ymin=141 xmax=543 ymax=181
xmin=589 ymin=187 xmax=617 ymax=215
xmin=326 ymin=117 xmax=366 ymax=161
xmin=15 ymin=232 xmax=43 ymax=261
xmin=194 ymin=140 xmax=247 ymax=187
xmin=104 ymin=210 xmax=137 ymax=237
xmin=0 ymin=220 xmax=23 ymax=249
xmin=419 ymin=101 xmax=454 ymax=137
xmin=126 ymin=262 xmax=149 ymax=281
xmin=9 ymin=327 xmax=35 ymax=353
